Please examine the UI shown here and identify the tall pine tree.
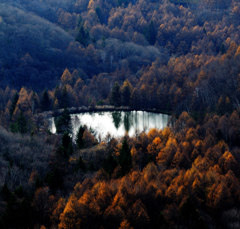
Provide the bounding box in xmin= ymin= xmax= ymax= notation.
xmin=118 ymin=137 xmax=132 ymax=176
xmin=76 ymin=16 xmax=90 ymax=47
xmin=10 ymin=92 xmax=19 ymax=117
xmin=76 ymin=125 xmax=86 ymax=149
xmin=110 ymin=82 xmax=121 ymax=107
xmin=144 ymin=21 xmax=157 ymax=45
xmin=41 ymin=90 xmax=51 ymax=111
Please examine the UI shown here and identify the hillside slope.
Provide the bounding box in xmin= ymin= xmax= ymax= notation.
xmin=0 ymin=3 xmax=74 ymax=90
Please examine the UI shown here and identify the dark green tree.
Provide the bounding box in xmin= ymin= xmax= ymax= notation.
xmin=118 ymin=137 xmax=132 ymax=175
xmin=76 ymin=125 xmax=86 ymax=149
xmin=17 ymin=112 xmax=27 ymax=134
xmin=55 ymin=107 xmax=71 ymax=133
xmin=62 ymin=131 xmax=72 ymax=151
xmin=220 ymin=43 xmax=226 ymax=54
xmin=10 ymin=92 xmax=19 ymax=117
xmin=56 ymin=131 xmax=73 ymax=159
xmin=110 ymin=82 xmax=121 ymax=107
xmin=62 ymin=107 xmax=71 ymax=123
xmin=103 ymin=152 xmax=118 ymax=176
xmin=76 ymin=22 xmax=90 ymax=47
xmin=144 ymin=21 xmax=157 ymax=45
xmin=41 ymin=90 xmax=51 ymax=111
xmin=75 ymin=156 xmax=87 ymax=172
xmin=46 ymin=166 xmax=64 ymax=193
xmin=96 ymin=7 xmax=105 ymax=24
xmin=62 ymin=85 xmax=68 ymax=108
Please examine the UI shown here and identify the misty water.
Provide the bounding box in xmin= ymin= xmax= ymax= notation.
xmin=49 ymin=111 xmax=170 ymax=140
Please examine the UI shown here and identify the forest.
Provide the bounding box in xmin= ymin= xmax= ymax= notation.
xmin=0 ymin=0 xmax=240 ymax=228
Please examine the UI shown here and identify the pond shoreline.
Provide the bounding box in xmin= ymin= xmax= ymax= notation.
xmin=48 ymin=109 xmax=171 ymax=138
xmin=43 ymin=105 xmax=172 ymax=119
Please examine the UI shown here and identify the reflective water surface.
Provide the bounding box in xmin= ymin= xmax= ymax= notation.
xmin=49 ymin=111 xmax=170 ymax=139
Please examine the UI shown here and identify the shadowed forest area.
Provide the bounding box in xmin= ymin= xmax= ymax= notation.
xmin=0 ymin=0 xmax=240 ymax=228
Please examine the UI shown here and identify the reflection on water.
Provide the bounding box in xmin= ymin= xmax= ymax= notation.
xmin=49 ymin=111 xmax=170 ymax=139
xmin=112 ymin=111 xmax=122 ymax=129
xmin=123 ymin=112 xmax=133 ymax=133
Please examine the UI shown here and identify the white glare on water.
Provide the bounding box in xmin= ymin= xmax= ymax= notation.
xmin=49 ymin=111 xmax=169 ymax=140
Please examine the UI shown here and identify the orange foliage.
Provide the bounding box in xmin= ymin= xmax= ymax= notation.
xmin=218 ymin=151 xmax=238 ymax=174
xmin=51 ymin=198 xmax=66 ymax=226
xmin=143 ymin=162 xmax=158 ymax=182
xmin=147 ymin=128 xmax=159 ymax=141
xmin=147 ymin=137 xmax=162 ymax=158
xmin=156 ymin=137 xmax=178 ymax=166
xmin=61 ymin=68 xmax=73 ymax=85
xmin=118 ymin=219 xmax=133 ymax=229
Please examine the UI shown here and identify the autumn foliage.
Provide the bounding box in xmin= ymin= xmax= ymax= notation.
xmin=1 ymin=0 xmax=240 ymax=228
xmin=51 ymin=111 xmax=240 ymax=229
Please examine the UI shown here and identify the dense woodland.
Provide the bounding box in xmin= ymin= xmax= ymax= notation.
xmin=1 ymin=0 xmax=240 ymax=228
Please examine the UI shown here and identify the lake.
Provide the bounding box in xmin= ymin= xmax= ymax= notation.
xmin=49 ymin=111 xmax=170 ymax=140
